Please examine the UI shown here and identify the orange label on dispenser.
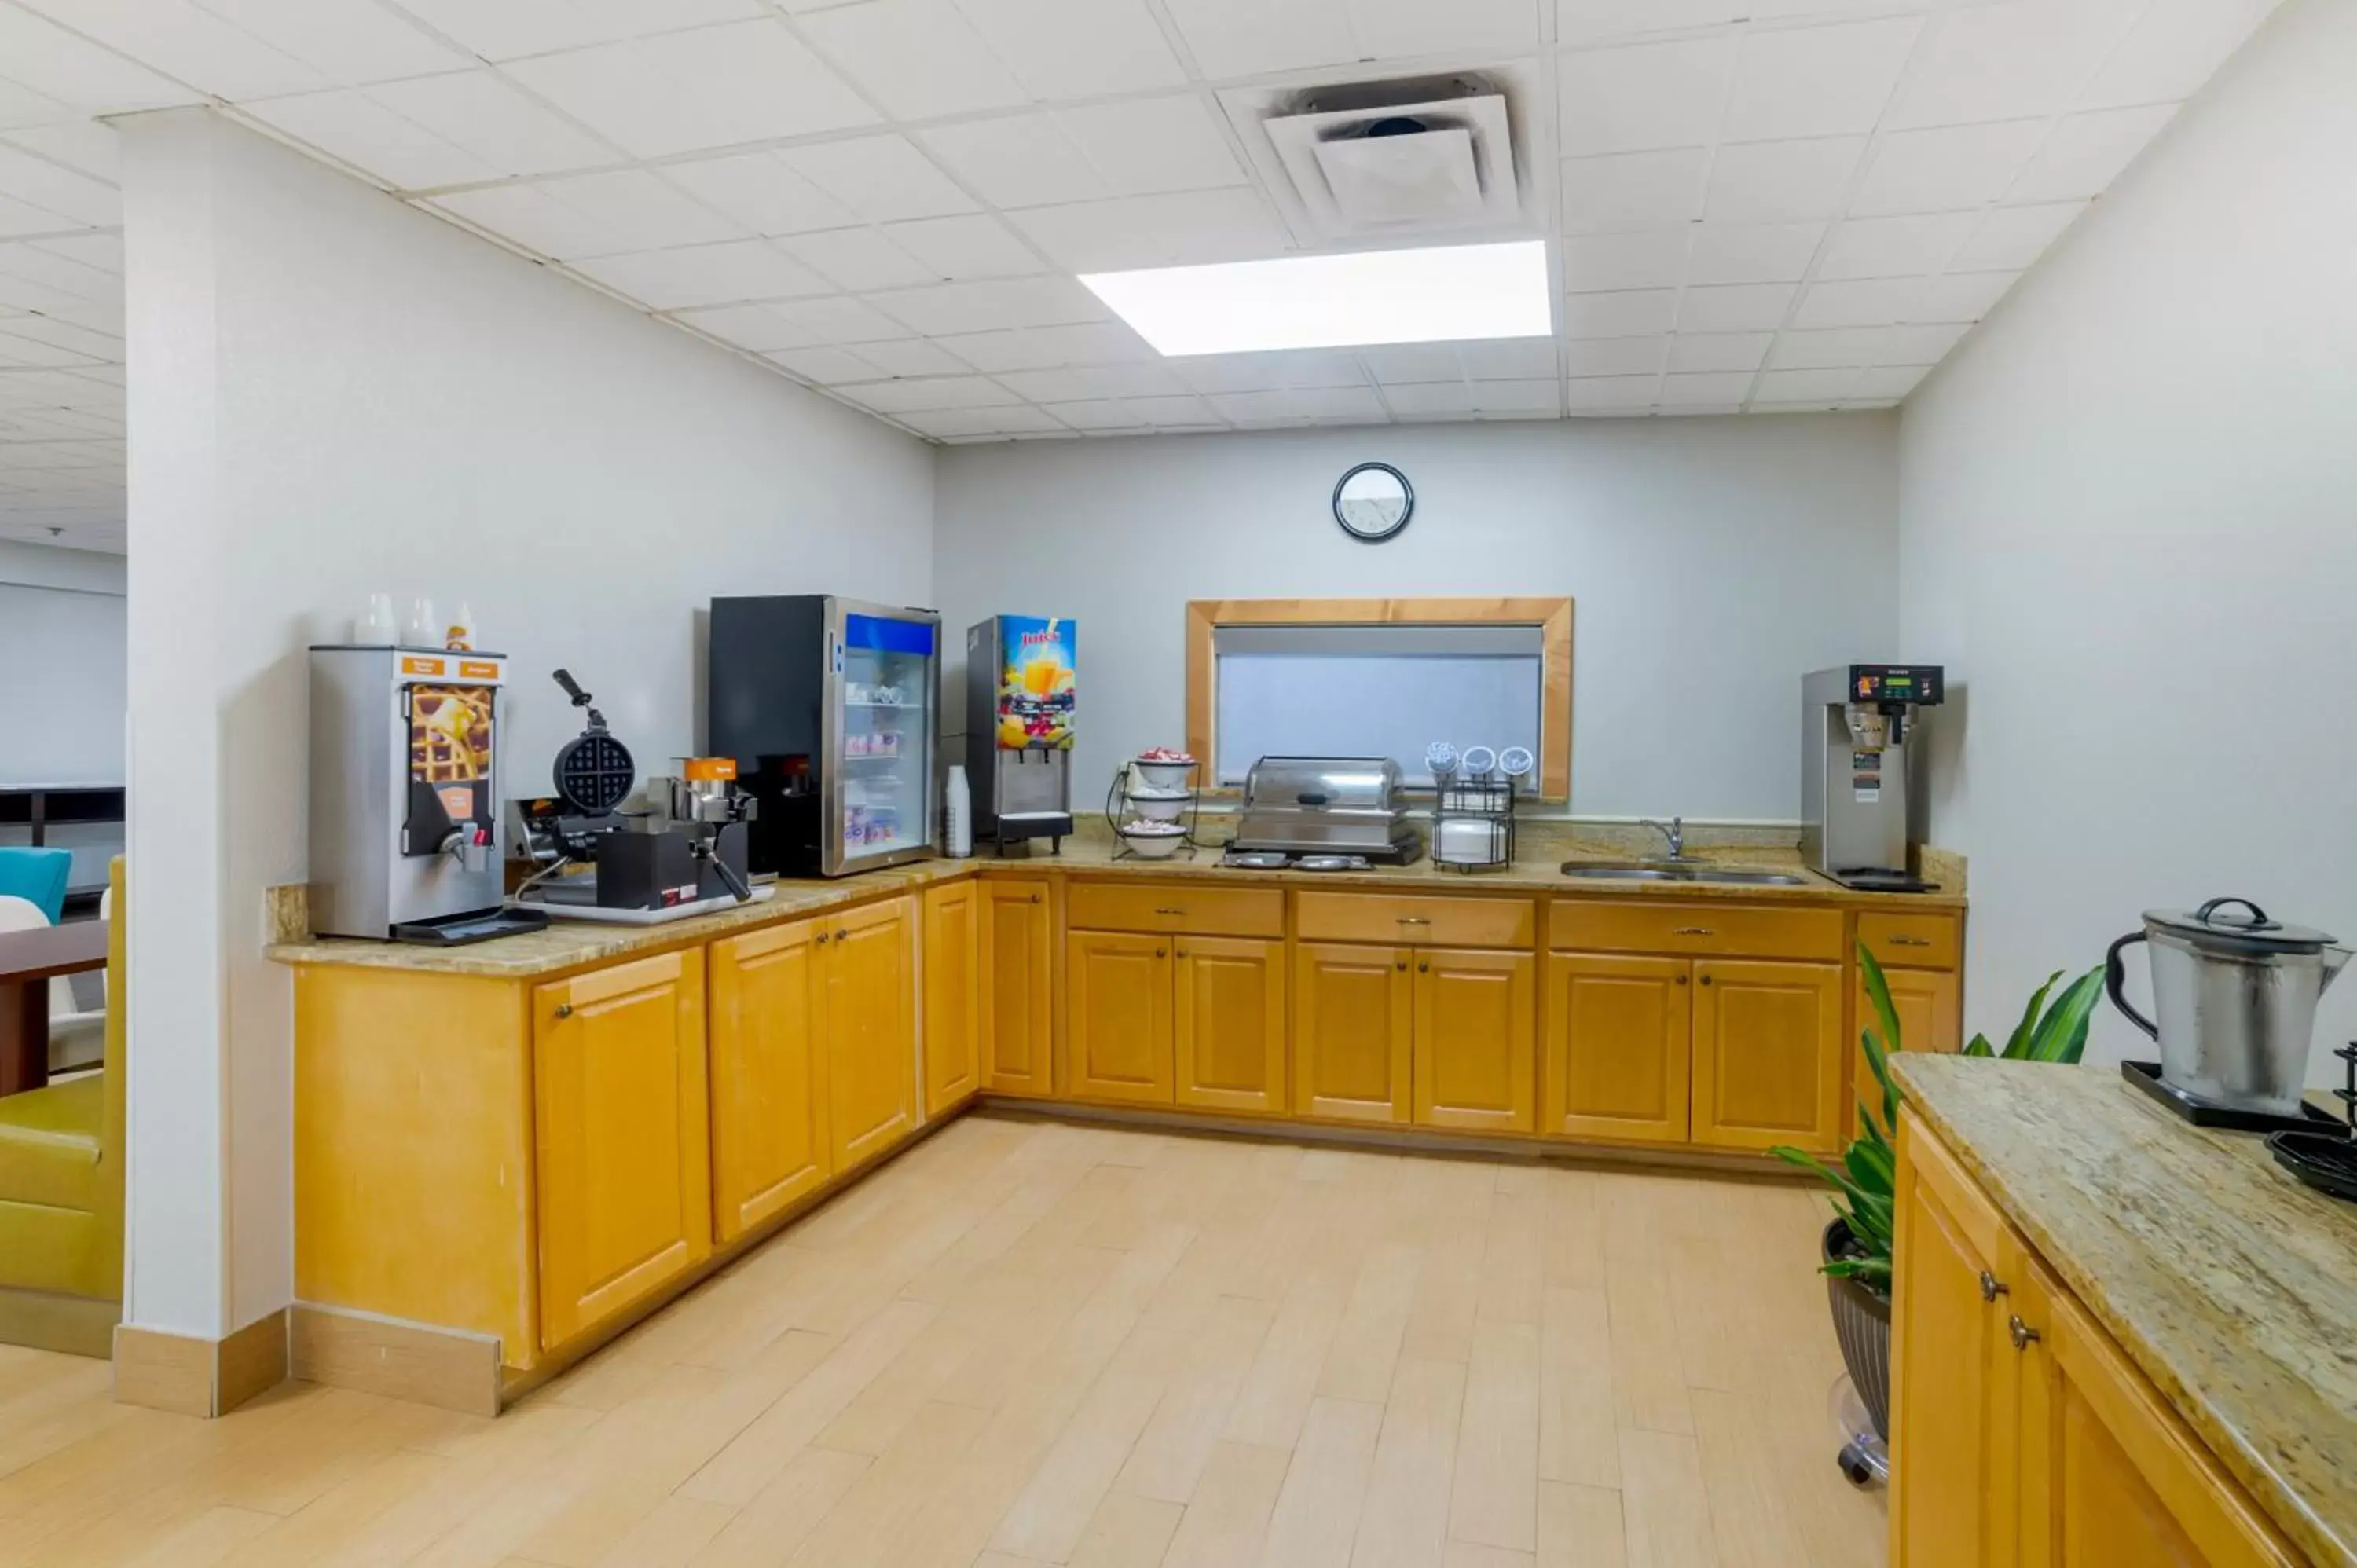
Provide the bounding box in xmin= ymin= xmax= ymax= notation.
xmin=683 ymin=757 xmax=738 ymax=781
xmin=401 ymin=655 xmax=447 ymax=677
xmin=459 ymin=660 xmax=500 ymax=680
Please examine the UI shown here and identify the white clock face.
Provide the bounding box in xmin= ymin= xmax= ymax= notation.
xmin=1334 ymin=463 xmax=1413 ymax=542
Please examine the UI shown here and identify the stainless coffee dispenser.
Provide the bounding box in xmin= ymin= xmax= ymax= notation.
xmin=1800 ymin=665 xmax=1945 ymax=892
xmin=966 ymin=615 xmax=1075 ymax=852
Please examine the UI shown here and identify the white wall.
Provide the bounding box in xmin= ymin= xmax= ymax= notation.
xmin=936 ymin=416 xmax=1900 ymax=819
xmin=0 ymin=540 xmax=126 ymax=786
xmin=121 ymin=111 xmax=933 ymax=1337
xmin=1898 ymin=0 xmax=2357 ymax=1076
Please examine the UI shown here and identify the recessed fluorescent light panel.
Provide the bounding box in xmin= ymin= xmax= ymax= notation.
xmin=1080 ymin=240 xmax=1551 ymax=357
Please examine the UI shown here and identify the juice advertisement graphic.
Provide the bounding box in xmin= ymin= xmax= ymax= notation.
xmin=995 ymin=615 xmax=1076 ymax=751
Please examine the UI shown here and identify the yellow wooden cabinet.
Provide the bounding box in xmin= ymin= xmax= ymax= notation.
xmin=1174 ymin=936 xmax=1287 ymax=1116
xmin=1065 ymin=929 xmax=1175 ymax=1105
xmin=980 ymin=877 xmax=1054 ymax=1096
xmin=707 ymin=921 xmax=829 ymax=1245
xmin=533 ymin=949 xmax=713 ymax=1352
xmin=1293 ymin=942 xmax=1414 ymax=1125
xmin=1545 ymin=952 xmax=1692 ymax=1143
xmin=922 ymin=881 xmax=980 ymax=1116
xmin=1852 ymin=964 xmax=1963 ymax=1137
xmin=1689 ymin=958 xmax=1844 ymax=1152
xmin=1412 ymin=948 xmax=1536 ymax=1133
xmin=820 ymin=897 xmax=918 ymax=1173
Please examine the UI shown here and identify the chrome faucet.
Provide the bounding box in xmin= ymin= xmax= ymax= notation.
xmin=1641 ymin=816 xmax=1688 ymax=861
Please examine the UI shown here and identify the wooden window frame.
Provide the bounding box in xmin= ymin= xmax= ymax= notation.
xmin=1185 ymin=596 xmax=1574 ymax=804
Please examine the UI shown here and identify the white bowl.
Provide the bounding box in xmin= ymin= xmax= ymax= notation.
xmin=1132 ymin=757 xmax=1195 ymax=792
xmin=1120 ymin=827 xmax=1186 ymax=859
xmin=1125 ymin=791 xmax=1189 ymax=822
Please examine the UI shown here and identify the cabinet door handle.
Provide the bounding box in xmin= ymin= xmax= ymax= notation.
xmin=1979 ymin=1270 xmax=2008 ymax=1302
xmin=554 ymin=1002 xmax=574 ymax=1019
xmin=1889 ymin=935 xmax=1933 ymax=948
xmin=1699 ymin=974 xmax=1713 ymax=986
xmin=1418 ymin=961 xmax=1430 ymax=973
xmin=1156 ymin=947 xmax=1166 ymax=958
xmin=1154 ymin=906 xmax=1186 ymax=915
xmin=2008 ymin=1314 xmax=2041 ymax=1350
xmin=1675 ymin=974 xmax=1688 ymax=986
xmin=1028 ymin=892 xmax=1041 ymax=903
xmin=1673 ymin=926 xmax=1714 ymax=936
xmin=1396 ymin=959 xmax=1407 ymax=972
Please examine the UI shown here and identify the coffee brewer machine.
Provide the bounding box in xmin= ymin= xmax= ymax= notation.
xmin=1801 ymin=665 xmax=1945 ymax=892
xmin=308 ymin=644 xmax=548 ymax=944
xmin=966 ymin=615 xmax=1076 ymax=852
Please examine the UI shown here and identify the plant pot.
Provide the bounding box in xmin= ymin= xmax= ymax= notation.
xmin=1824 ymin=1218 xmax=1892 ymax=1442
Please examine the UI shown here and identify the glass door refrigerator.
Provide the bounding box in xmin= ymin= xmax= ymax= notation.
xmin=708 ymin=595 xmax=941 ymax=877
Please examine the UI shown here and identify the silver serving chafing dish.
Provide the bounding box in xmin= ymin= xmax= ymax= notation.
xmin=1224 ymin=756 xmax=1422 ymax=866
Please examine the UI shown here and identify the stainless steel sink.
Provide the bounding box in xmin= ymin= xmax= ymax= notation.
xmin=1560 ymin=861 xmax=1809 ymax=887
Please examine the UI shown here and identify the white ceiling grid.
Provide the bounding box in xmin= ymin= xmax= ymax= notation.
xmin=0 ymin=0 xmax=2282 ymax=550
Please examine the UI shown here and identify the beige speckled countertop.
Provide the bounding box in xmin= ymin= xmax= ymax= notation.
xmin=1895 ymin=1056 xmax=2357 ymax=1568
xmin=267 ymin=830 xmax=1964 ymax=980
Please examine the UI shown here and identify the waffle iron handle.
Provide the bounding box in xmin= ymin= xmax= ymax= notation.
xmin=552 ymin=668 xmax=608 ymax=733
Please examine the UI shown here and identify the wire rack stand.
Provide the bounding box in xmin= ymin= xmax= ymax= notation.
xmin=1105 ymin=760 xmax=1203 ymax=862
xmin=1431 ymin=769 xmax=1517 ymax=873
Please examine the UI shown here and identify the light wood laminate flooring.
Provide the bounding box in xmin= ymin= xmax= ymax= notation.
xmin=0 ymin=1113 xmax=1887 ymax=1566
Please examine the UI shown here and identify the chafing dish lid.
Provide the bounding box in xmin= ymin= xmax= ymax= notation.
xmin=1241 ymin=756 xmax=1402 ymax=815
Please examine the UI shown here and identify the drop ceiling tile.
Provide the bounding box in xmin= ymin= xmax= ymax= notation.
xmin=1766 ymin=326 xmax=1890 ymax=369
xmin=878 ymin=214 xmax=1041 ymax=280
xmin=1158 ymin=0 xmax=1354 ymax=78
xmin=1559 ymin=148 xmax=1709 ymax=235
xmin=900 ymin=408 xmax=1010 ymax=438
xmin=368 ymin=71 xmax=620 ymax=178
xmin=662 ymin=151 xmax=856 ymax=236
xmin=1475 ymin=379 xmax=1565 ymax=414
xmin=1951 ymin=200 xmax=2086 ymax=273
xmin=16 ymin=0 xmax=321 ymax=101
xmin=571 ymin=240 xmax=830 ymax=310
xmin=0 ymin=315 xmax=119 ymax=358
xmin=1563 ymin=335 xmax=1665 ymax=377
xmin=1853 ymin=365 xmax=1932 ymax=399
xmin=1890 ymin=0 xmax=2143 ymax=130
xmin=838 ymin=376 xmax=1025 ymax=412
xmin=456 ymin=168 xmax=746 ymax=259
xmin=1685 ymin=222 xmax=1824 ymax=286
xmin=1044 ymin=398 xmax=1146 ymax=430
xmin=1124 ymin=394 xmax=1221 ymax=427
xmin=997 ymin=363 xmax=1186 ymax=401
xmin=503 ymin=23 xmax=878 ymax=159
xmin=388 ymin=0 xmax=764 ymax=61
xmin=243 ymin=89 xmax=497 ymax=189
xmin=0 ymin=196 xmax=75 ymax=239
xmin=1753 ymin=367 xmax=1858 ymax=403
xmin=1560 ymin=375 xmax=1655 ymax=411
xmin=0 ymin=243 xmax=119 ymax=300
xmin=0 ymin=148 xmax=117 ymax=228
xmin=868 ymin=277 xmax=1107 ymax=335
xmin=779 ymin=227 xmax=937 ymax=291
xmin=1362 ymin=343 xmax=1464 ymax=383
xmin=1460 ymin=339 xmax=1562 ymax=380
xmin=1012 ymin=188 xmax=1286 ymax=273
xmin=2079 ymin=0 xmax=2277 ymax=109
xmin=427 ymin=185 xmax=624 ymax=261
xmin=1378 ymin=381 xmax=1477 ymax=416
xmin=1882 ymin=323 xmax=1968 ymax=361
xmin=798 ymin=0 xmax=1029 ymax=119
xmin=0 ymin=9 xmax=199 ymax=118
xmin=1725 ymin=16 xmax=1921 ymax=141
xmin=1058 ymin=97 xmax=1246 ymax=197
xmin=0 ymin=123 xmax=119 ymax=183
xmin=2007 ymin=105 xmax=2177 ymax=203
xmin=1563 ymin=228 xmax=1689 ymax=293
xmin=918 ymin=115 xmax=1104 ymax=210
xmin=672 ymin=302 xmax=822 ymax=352
xmin=1660 ymin=371 xmax=1756 ymax=405
xmin=845 ymin=337 xmax=969 ymax=376
xmin=955 ymin=0 xmax=1186 ymax=99
xmin=772 ymin=295 xmax=916 ymax=343
xmin=1791 ymin=277 xmax=1922 ymax=328
xmin=1906 ymin=269 xmax=2019 ymax=323
xmin=1208 ymin=389 xmax=1307 ymax=424
xmin=0 ymin=327 xmax=101 ymax=368
xmin=1703 ymin=137 xmax=1867 ymax=224
xmin=192 ymin=0 xmax=472 ymax=85
xmin=936 ymin=321 xmax=1149 ymax=372
xmin=1292 ymin=383 xmax=1387 ymax=420
xmin=1677 ymin=282 xmax=1796 ymax=332
xmin=1561 ymin=288 xmax=1677 ymax=339
xmin=1354 ymin=0 xmax=1540 ymax=54
xmin=1172 ymin=350 xmax=1365 ymax=394
xmin=783 ymin=136 xmax=979 ymax=223
xmin=1851 ymin=120 xmax=2047 ymax=217
xmin=1816 ymin=213 xmax=1975 ymax=281
xmin=770 ymin=345 xmax=884 ymax=384
xmin=1558 ymin=35 xmax=1737 ymax=156
xmin=1666 ymin=332 xmax=1772 ymax=372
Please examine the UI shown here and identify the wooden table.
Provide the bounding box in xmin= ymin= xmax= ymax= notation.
xmin=0 ymin=921 xmax=108 ymax=1096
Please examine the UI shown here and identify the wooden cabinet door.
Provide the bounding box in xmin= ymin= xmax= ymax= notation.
xmin=1545 ymin=952 xmax=1692 ymax=1143
xmin=821 ymin=897 xmax=917 ymax=1173
xmin=707 ymin=920 xmax=828 ymax=1244
xmin=1292 ymin=943 xmax=1413 ymax=1125
xmin=2014 ymin=1256 xmax=2299 ymax=1568
xmin=1891 ymin=1115 xmax=2024 ymax=1568
xmin=1065 ymin=929 xmax=1175 ymax=1105
xmin=922 ymin=881 xmax=980 ymax=1117
xmin=1689 ymin=958 xmax=1844 ymax=1153
xmin=1412 ymin=948 xmax=1537 ymax=1133
xmin=1850 ymin=963 xmax=1962 ymax=1138
xmin=1174 ymin=936 xmax=1286 ymax=1116
xmin=980 ymin=879 xmax=1054 ymax=1096
xmin=533 ymin=949 xmax=712 ymax=1351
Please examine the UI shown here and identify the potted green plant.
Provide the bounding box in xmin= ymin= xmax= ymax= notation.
xmin=1772 ymin=945 xmax=2105 ymax=1443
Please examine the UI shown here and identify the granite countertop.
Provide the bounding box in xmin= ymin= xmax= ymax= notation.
xmin=1895 ymin=1055 xmax=2357 ymax=1568
xmin=268 ymin=833 xmax=1964 ymax=980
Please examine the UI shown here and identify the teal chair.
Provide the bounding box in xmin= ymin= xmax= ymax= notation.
xmin=0 ymin=848 xmax=70 ymax=925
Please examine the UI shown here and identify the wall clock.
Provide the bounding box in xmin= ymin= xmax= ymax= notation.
xmin=1332 ymin=462 xmax=1414 ymax=543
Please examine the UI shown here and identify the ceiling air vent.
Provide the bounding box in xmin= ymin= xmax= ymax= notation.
xmin=1261 ymin=75 xmax=1523 ymax=244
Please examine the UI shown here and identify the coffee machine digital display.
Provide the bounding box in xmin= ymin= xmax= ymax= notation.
xmin=1802 ymin=664 xmax=1946 ymax=892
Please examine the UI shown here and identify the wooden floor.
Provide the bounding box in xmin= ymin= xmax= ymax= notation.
xmin=0 ymin=1112 xmax=1887 ymax=1567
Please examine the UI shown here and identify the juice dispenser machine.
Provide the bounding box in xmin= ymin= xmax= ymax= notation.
xmin=966 ymin=615 xmax=1075 ymax=852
